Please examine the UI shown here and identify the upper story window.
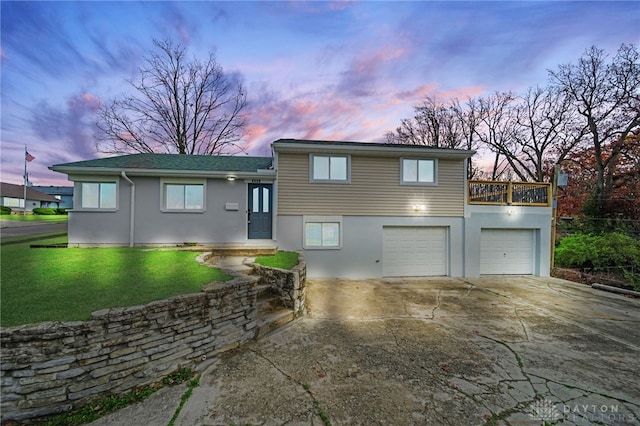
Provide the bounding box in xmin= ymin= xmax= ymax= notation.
xmin=163 ymin=182 xmax=205 ymax=211
xmin=80 ymin=182 xmax=117 ymax=209
xmin=310 ymin=154 xmax=349 ymax=182
xmin=401 ymin=158 xmax=437 ymax=185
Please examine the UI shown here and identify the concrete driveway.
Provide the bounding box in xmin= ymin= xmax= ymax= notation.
xmin=96 ymin=276 xmax=640 ymax=426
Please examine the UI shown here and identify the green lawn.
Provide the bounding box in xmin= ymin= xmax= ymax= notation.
xmin=255 ymin=251 xmax=300 ymax=270
xmin=0 ymin=214 xmax=69 ymax=222
xmin=0 ymin=237 xmax=232 ymax=327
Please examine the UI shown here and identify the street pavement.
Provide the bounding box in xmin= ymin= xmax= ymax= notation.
xmin=0 ymin=219 xmax=67 ymax=239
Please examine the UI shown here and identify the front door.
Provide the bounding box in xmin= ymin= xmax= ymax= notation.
xmin=248 ymin=183 xmax=272 ymax=239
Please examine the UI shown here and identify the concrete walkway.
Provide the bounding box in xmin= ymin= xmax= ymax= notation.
xmin=92 ymin=276 xmax=640 ymax=426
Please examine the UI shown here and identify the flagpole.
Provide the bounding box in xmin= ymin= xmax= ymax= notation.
xmin=23 ymin=146 xmax=28 ymax=215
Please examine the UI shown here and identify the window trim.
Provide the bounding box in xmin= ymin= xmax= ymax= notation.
xmin=75 ymin=178 xmax=119 ymax=211
xmin=309 ymin=154 xmax=351 ymax=183
xmin=303 ymin=215 xmax=343 ymax=250
xmin=400 ymin=158 xmax=438 ymax=186
xmin=160 ymin=178 xmax=206 ymax=213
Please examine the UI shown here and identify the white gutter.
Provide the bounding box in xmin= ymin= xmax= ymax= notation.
xmin=120 ymin=171 xmax=135 ymax=247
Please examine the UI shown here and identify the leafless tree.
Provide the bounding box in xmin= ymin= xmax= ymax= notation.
xmin=96 ymin=39 xmax=248 ymax=155
xmin=450 ymin=97 xmax=481 ymax=179
xmin=386 ymin=96 xmax=480 ymax=178
xmin=548 ymin=44 xmax=640 ymax=208
xmin=474 ymin=92 xmax=519 ymax=180
xmin=510 ymin=85 xmax=587 ymax=182
xmin=386 ymin=96 xmax=466 ymax=149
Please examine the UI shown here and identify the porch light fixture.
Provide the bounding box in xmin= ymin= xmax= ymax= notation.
xmin=413 ymin=204 xmax=426 ymax=212
xmin=226 ymin=175 xmax=236 ymax=182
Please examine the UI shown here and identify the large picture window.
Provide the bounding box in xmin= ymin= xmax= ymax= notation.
xmin=311 ymin=155 xmax=349 ymax=182
xmin=163 ymin=183 xmax=204 ymax=211
xmin=80 ymin=182 xmax=117 ymax=209
xmin=401 ymin=158 xmax=436 ymax=185
xmin=303 ymin=216 xmax=342 ymax=249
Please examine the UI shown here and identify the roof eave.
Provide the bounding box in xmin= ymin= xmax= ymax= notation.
xmin=50 ymin=166 xmax=276 ymax=179
xmin=272 ymin=141 xmax=475 ymax=160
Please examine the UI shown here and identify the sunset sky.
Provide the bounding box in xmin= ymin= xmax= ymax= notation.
xmin=1 ymin=1 xmax=638 ymax=186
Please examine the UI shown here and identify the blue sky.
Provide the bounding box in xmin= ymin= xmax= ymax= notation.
xmin=1 ymin=1 xmax=638 ymax=186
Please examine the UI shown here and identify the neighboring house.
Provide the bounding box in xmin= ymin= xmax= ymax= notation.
xmin=50 ymin=139 xmax=552 ymax=279
xmin=32 ymin=186 xmax=74 ymax=209
xmin=0 ymin=182 xmax=60 ymax=213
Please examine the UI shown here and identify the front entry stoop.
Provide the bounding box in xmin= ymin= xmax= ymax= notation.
xmin=255 ymin=284 xmax=295 ymax=339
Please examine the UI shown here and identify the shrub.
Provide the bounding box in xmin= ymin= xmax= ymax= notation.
xmin=32 ymin=208 xmax=57 ymax=215
xmin=1 ymin=206 xmax=11 ymax=215
xmin=555 ymin=232 xmax=640 ymax=270
xmin=56 ymin=208 xmax=68 ymax=215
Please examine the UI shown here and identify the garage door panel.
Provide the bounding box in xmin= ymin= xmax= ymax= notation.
xmin=383 ymin=227 xmax=448 ymax=277
xmin=480 ymin=229 xmax=533 ymax=275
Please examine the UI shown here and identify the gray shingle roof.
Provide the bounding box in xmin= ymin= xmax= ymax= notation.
xmin=0 ymin=182 xmax=60 ymax=202
xmin=51 ymin=154 xmax=273 ymax=173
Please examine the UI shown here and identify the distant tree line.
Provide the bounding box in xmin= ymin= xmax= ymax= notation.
xmin=387 ymin=44 xmax=640 ymax=221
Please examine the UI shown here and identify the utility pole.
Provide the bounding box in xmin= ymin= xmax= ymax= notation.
xmin=23 ymin=147 xmax=28 ymax=215
xmin=550 ymin=164 xmax=559 ymax=270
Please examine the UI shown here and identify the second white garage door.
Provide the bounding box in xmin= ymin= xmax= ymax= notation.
xmin=383 ymin=227 xmax=448 ymax=277
xmin=480 ymin=229 xmax=534 ymax=275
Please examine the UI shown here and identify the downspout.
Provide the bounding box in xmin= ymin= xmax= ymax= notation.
xmin=121 ymin=171 xmax=135 ymax=247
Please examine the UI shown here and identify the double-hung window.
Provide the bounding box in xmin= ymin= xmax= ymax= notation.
xmin=401 ymin=158 xmax=436 ymax=185
xmin=80 ymin=182 xmax=117 ymax=209
xmin=303 ymin=216 xmax=342 ymax=249
xmin=162 ymin=180 xmax=205 ymax=212
xmin=311 ymin=155 xmax=349 ymax=182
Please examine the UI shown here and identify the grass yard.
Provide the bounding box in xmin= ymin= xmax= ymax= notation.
xmin=0 ymin=214 xmax=68 ymax=222
xmin=0 ymin=237 xmax=232 ymax=327
xmin=254 ymin=251 xmax=299 ymax=270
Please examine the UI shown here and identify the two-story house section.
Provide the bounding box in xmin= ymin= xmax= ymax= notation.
xmin=272 ymin=139 xmax=552 ymax=279
xmin=273 ymin=139 xmax=474 ymax=278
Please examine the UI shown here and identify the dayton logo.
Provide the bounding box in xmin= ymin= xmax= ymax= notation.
xmin=528 ymin=399 xmax=562 ymax=422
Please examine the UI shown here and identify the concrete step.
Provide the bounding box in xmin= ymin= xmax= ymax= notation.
xmin=255 ymin=309 xmax=295 ymax=339
xmin=179 ymin=244 xmax=278 ymax=257
xmin=257 ymin=293 xmax=284 ymax=313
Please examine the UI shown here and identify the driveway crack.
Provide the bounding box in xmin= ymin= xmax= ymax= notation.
xmin=513 ymin=308 xmax=530 ymax=341
xmin=250 ymin=349 xmax=332 ymax=426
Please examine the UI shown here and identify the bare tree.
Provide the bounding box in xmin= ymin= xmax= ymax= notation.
xmin=450 ymin=97 xmax=481 ymax=179
xmin=510 ymin=85 xmax=587 ymax=182
xmin=386 ymin=96 xmax=481 ymax=178
xmin=96 ymin=39 xmax=248 ymax=155
xmin=386 ymin=96 xmax=466 ymax=149
xmin=474 ymin=92 xmax=519 ymax=180
xmin=548 ymin=44 xmax=640 ymax=213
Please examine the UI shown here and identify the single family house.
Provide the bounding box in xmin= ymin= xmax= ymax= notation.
xmin=50 ymin=139 xmax=553 ymax=279
xmin=32 ymin=186 xmax=74 ymax=209
xmin=0 ymin=182 xmax=61 ymax=213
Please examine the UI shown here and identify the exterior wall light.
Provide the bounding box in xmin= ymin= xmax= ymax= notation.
xmin=226 ymin=176 xmax=236 ymax=182
xmin=413 ymin=204 xmax=426 ymax=212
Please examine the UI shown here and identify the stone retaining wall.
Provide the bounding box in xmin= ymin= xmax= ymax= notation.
xmin=0 ymin=276 xmax=258 ymax=423
xmin=249 ymin=253 xmax=307 ymax=316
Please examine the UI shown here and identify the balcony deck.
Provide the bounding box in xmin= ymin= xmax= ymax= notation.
xmin=467 ymin=180 xmax=551 ymax=207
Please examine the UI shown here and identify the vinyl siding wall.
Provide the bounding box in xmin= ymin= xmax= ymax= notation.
xmin=276 ymin=153 xmax=465 ymax=216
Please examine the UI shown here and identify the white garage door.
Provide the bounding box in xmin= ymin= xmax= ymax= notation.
xmin=480 ymin=229 xmax=534 ymax=275
xmin=383 ymin=227 xmax=448 ymax=277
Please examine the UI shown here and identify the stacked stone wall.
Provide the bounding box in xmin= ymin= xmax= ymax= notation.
xmin=0 ymin=276 xmax=258 ymax=423
xmin=249 ymin=253 xmax=307 ymax=316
